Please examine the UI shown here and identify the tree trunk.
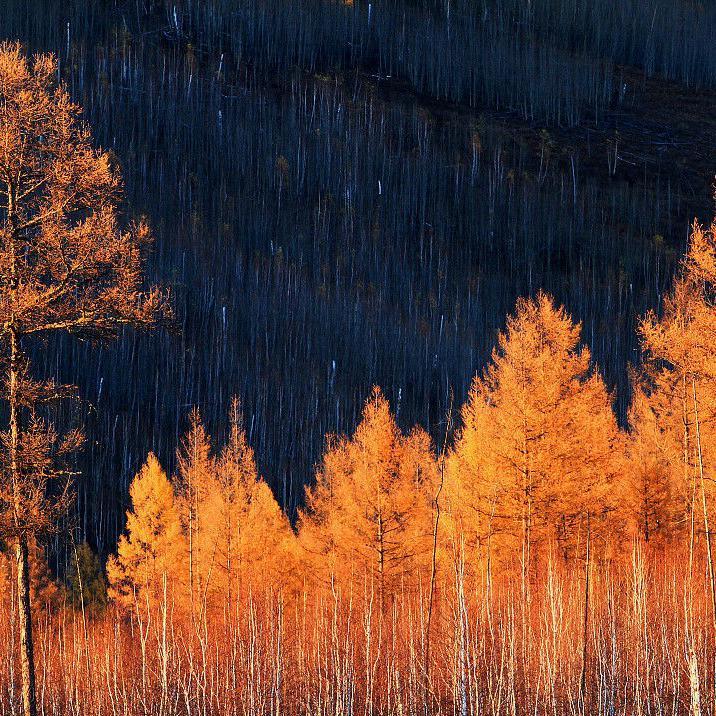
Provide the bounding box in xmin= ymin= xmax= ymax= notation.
xmin=683 ymin=378 xmax=696 ymax=586
xmin=15 ymin=535 xmax=37 ymax=716
xmin=579 ymin=512 xmax=591 ymax=713
xmin=9 ymin=274 xmax=37 ymax=716
xmin=188 ymin=477 xmax=194 ymax=620
xmin=692 ymin=380 xmax=716 ymax=630
xmin=692 ymin=380 xmax=716 ymax=716
xmin=424 ymin=448 xmax=445 ymax=714
xmin=377 ymin=510 xmax=385 ymax=614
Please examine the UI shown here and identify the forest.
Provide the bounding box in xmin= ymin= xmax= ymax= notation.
xmin=0 ymin=0 xmax=716 ymax=714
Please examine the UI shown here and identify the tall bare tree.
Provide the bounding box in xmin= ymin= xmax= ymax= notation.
xmin=0 ymin=43 xmax=170 ymax=716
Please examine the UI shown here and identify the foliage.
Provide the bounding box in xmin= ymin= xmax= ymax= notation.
xmin=108 ymin=405 xmax=294 ymax=616
xmin=106 ymin=454 xmax=186 ymax=610
xmin=299 ymin=387 xmax=437 ymax=608
xmin=0 ymin=42 xmax=169 ymax=716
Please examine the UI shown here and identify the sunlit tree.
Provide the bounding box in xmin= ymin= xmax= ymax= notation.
xmin=444 ymin=380 xmax=512 ymax=580
xmin=300 ymin=387 xmax=436 ymax=611
xmin=0 ymin=43 xmax=169 ymax=716
xmin=639 ymin=217 xmax=716 ymax=614
xmin=623 ymin=385 xmax=676 ymax=545
xmin=449 ymin=294 xmax=620 ymax=593
xmin=214 ymin=398 xmax=294 ymax=610
xmin=176 ymin=409 xmax=218 ymax=620
xmin=106 ymin=454 xmax=185 ymax=610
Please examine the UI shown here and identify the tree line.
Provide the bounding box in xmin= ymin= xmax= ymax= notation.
xmin=106 ymin=214 xmax=716 ymax=617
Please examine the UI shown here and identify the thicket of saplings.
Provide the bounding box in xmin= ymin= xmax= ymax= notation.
xmin=2 ymin=216 xmax=716 ymax=715
xmin=3 ymin=0 xmax=687 ymax=549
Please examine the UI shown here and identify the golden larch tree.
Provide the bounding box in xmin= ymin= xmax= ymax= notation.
xmin=0 ymin=43 xmax=169 ymax=716
xmin=176 ymin=409 xmax=219 ymax=620
xmin=623 ymin=385 xmax=676 ymax=545
xmin=214 ymin=398 xmax=294 ymax=610
xmin=450 ymin=293 xmax=620 ymax=589
xmin=299 ymin=387 xmax=437 ymax=611
xmin=106 ymin=454 xmax=186 ymax=611
xmin=639 ymin=217 xmax=716 ymax=613
xmin=444 ymin=379 xmax=512 ymax=581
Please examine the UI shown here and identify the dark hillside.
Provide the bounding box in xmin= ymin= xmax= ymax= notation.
xmin=1 ymin=0 xmax=714 ymax=556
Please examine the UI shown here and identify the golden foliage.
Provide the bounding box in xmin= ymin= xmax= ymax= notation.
xmin=447 ymin=293 xmax=621 ymax=571
xmin=106 ymin=454 xmax=186 ymax=610
xmin=299 ymin=387 xmax=437 ymax=608
xmin=109 ymin=400 xmax=294 ymax=617
xmin=98 ymin=216 xmax=716 ymax=627
xmin=635 ymin=219 xmax=716 ymax=540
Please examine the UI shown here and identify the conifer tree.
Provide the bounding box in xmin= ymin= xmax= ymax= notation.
xmin=0 ymin=43 xmax=169 ymax=716
xmin=444 ymin=380 xmax=512 ymax=576
xmin=176 ymin=409 xmax=218 ymax=619
xmin=67 ymin=542 xmax=108 ymax=615
xmin=449 ymin=293 xmax=620 ymax=585
xmin=623 ymin=386 xmax=676 ymax=544
xmin=299 ymin=387 xmax=436 ymax=610
xmin=639 ymin=217 xmax=716 ymax=610
xmin=213 ymin=398 xmax=293 ymax=610
xmin=107 ymin=454 xmax=185 ymax=610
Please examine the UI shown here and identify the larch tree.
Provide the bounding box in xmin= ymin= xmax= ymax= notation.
xmin=106 ymin=454 xmax=186 ymax=610
xmin=0 ymin=43 xmax=169 ymax=716
xmin=299 ymin=387 xmax=436 ymax=611
xmin=67 ymin=541 xmax=108 ymax=614
xmin=639 ymin=218 xmax=716 ymax=606
xmin=214 ymin=398 xmax=294 ymax=611
xmin=623 ymin=384 xmax=676 ymax=545
xmin=296 ymin=432 xmax=350 ymax=592
xmin=400 ymin=424 xmax=441 ymax=585
xmin=444 ymin=379 xmax=513 ymax=582
xmin=460 ymin=293 xmax=620 ymax=589
xmin=176 ymin=409 xmax=218 ymax=621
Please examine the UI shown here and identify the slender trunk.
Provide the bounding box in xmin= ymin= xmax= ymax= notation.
xmin=8 ymin=184 xmax=37 ymax=716
xmin=194 ymin=481 xmax=200 ymax=619
xmin=684 ymin=378 xmax=696 ymax=588
xmin=161 ymin=573 xmax=169 ymax=714
xmin=377 ymin=510 xmax=385 ymax=614
xmin=226 ymin=510 xmax=232 ymax=622
xmin=71 ymin=538 xmax=92 ymax=709
xmin=689 ymin=635 xmax=702 ymax=716
xmin=188 ymin=478 xmax=194 ymax=619
xmin=486 ymin=503 xmax=496 ymax=617
xmin=522 ymin=474 xmax=530 ymax=608
xmin=456 ymin=552 xmax=468 ymax=716
xmin=274 ymin=595 xmax=283 ymax=716
xmin=521 ymin=458 xmax=531 ymax=712
xmin=424 ymin=441 xmax=446 ymax=713
xmin=522 ymin=410 xmax=532 ymax=606
xmin=692 ymin=379 xmax=716 ymax=714
xmin=579 ymin=512 xmax=591 ymax=713
xmin=692 ymin=380 xmax=716 ymax=630
xmin=15 ymin=535 xmax=37 ymax=716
